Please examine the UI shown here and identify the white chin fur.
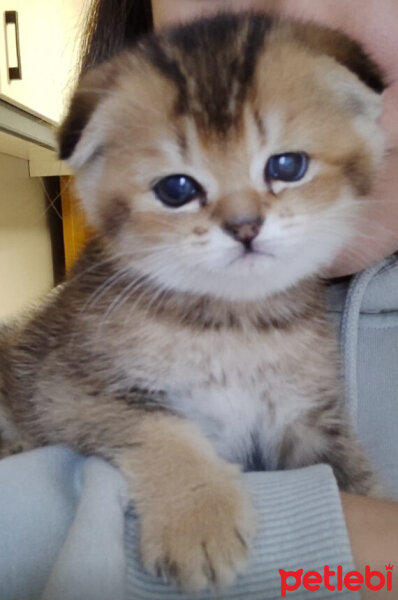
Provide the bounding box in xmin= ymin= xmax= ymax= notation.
xmin=140 ymin=253 xmax=327 ymax=302
xmin=133 ymin=229 xmax=353 ymax=302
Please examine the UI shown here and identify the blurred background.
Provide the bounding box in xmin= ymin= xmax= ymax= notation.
xmin=0 ymin=0 xmax=92 ymax=321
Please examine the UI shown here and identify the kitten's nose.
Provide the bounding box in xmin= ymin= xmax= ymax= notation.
xmin=223 ymin=216 xmax=263 ymax=247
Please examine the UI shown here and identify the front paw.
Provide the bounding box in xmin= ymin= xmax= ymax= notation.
xmin=139 ymin=464 xmax=256 ymax=592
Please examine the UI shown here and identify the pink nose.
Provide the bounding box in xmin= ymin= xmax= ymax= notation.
xmin=223 ymin=217 xmax=263 ymax=246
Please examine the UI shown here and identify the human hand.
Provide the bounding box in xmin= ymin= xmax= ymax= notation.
xmin=152 ymin=0 xmax=398 ymax=276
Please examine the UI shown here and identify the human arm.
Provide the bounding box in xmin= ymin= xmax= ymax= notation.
xmin=341 ymin=492 xmax=398 ymax=599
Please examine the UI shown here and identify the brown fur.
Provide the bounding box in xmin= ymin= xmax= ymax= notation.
xmin=1 ymin=13 xmax=386 ymax=591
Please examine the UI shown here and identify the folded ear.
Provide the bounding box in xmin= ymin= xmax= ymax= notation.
xmin=292 ymin=22 xmax=386 ymax=94
xmin=291 ymin=22 xmax=386 ymax=166
xmin=58 ymin=60 xmax=118 ymax=165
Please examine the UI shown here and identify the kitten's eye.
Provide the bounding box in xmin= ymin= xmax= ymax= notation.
xmin=153 ymin=175 xmax=204 ymax=208
xmin=265 ymin=152 xmax=309 ymax=183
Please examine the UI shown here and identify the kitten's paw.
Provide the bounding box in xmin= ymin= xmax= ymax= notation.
xmin=140 ymin=465 xmax=255 ymax=592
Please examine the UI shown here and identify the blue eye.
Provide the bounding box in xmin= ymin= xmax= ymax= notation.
xmin=265 ymin=152 xmax=309 ymax=183
xmin=153 ymin=175 xmax=204 ymax=208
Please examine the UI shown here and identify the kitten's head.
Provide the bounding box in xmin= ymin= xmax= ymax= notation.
xmin=60 ymin=14 xmax=386 ymax=301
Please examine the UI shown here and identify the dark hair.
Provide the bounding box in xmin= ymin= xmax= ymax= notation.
xmin=79 ymin=0 xmax=386 ymax=91
xmin=80 ymin=0 xmax=153 ymax=74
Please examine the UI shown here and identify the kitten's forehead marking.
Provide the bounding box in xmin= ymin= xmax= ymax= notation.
xmin=145 ymin=15 xmax=272 ymax=134
xmin=253 ymin=110 xmax=266 ymax=144
xmin=176 ymin=128 xmax=188 ymax=160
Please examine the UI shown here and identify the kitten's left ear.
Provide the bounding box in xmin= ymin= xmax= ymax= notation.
xmin=323 ymin=59 xmax=386 ymax=170
xmin=293 ymin=22 xmax=386 ymax=128
xmin=293 ymin=23 xmax=386 ymax=95
xmin=295 ymin=23 xmax=386 ymax=163
xmin=322 ymin=58 xmax=384 ymax=123
xmin=58 ymin=60 xmax=117 ymax=166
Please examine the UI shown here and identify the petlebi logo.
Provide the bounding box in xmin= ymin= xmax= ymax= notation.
xmin=279 ymin=564 xmax=394 ymax=597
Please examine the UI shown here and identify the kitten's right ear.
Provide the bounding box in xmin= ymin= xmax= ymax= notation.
xmin=58 ymin=62 xmax=117 ymax=166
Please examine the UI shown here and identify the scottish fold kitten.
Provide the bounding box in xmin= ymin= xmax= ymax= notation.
xmin=0 ymin=13 xmax=385 ymax=592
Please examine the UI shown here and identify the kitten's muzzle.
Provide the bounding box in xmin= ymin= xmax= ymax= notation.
xmin=223 ymin=216 xmax=264 ymax=249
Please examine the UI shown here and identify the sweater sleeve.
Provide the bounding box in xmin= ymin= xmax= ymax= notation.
xmin=125 ymin=464 xmax=360 ymax=599
xmin=0 ymin=447 xmax=358 ymax=599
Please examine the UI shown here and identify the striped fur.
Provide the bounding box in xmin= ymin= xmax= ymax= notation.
xmin=1 ymin=13 xmax=385 ymax=591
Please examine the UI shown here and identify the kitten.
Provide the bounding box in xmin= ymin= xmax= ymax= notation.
xmin=0 ymin=13 xmax=386 ymax=592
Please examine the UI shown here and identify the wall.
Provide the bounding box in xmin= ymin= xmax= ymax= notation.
xmin=0 ymin=153 xmax=54 ymax=321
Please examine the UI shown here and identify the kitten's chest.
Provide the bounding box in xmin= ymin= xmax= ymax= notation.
xmin=119 ymin=323 xmax=315 ymax=465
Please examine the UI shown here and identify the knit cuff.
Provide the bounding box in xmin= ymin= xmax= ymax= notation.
xmin=125 ymin=464 xmax=359 ymax=599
